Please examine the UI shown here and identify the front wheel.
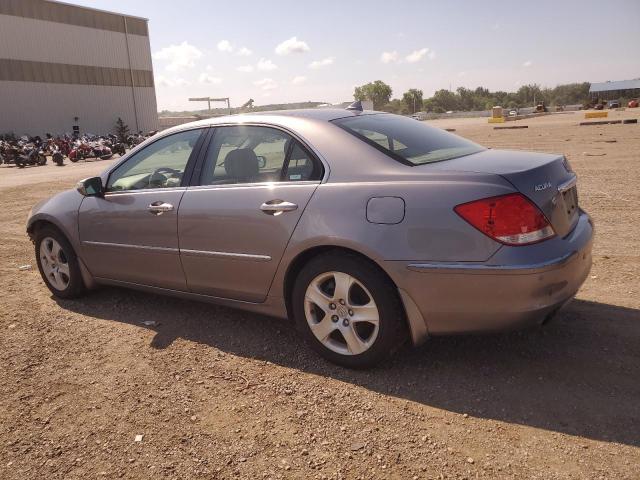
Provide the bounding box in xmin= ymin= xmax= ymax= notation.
xmin=35 ymin=226 xmax=86 ymax=299
xmin=292 ymin=252 xmax=407 ymax=369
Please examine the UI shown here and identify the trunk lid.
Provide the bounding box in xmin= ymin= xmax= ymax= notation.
xmin=428 ymin=149 xmax=579 ymax=237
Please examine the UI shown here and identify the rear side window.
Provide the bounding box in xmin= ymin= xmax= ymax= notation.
xmin=332 ymin=114 xmax=484 ymax=166
xmin=200 ymin=125 xmax=323 ymax=185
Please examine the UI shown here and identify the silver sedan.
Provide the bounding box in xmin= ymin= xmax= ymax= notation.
xmin=27 ymin=107 xmax=593 ymax=368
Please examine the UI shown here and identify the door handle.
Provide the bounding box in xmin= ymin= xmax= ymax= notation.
xmin=260 ymin=200 xmax=298 ymax=215
xmin=148 ymin=201 xmax=174 ymax=215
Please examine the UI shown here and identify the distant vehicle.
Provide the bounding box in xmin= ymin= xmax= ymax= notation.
xmin=607 ymin=100 xmax=621 ymax=109
xmin=535 ymin=103 xmax=548 ymax=113
xmin=509 ymin=110 xmax=517 ymax=117
xmin=27 ymin=108 xmax=593 ymax=368
xmin=629 ymin=99 xmax=639 ymax=108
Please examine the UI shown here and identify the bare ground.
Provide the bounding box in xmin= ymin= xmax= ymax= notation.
xmin=0 ymin=111 xmax=639 ymax=479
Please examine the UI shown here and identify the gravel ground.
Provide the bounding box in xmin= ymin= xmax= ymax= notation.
xmin=1 ymin=111 xmax=639 ymax=479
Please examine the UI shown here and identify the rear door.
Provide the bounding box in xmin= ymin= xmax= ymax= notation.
xmin=178 ymin=125 xmax=324 ymax=302
xmin=79 ymin=128 xmax=207 ymax=290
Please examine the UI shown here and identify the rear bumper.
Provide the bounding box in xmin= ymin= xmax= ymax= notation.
xmin=388 ymin=211 xmax=593 ymax=339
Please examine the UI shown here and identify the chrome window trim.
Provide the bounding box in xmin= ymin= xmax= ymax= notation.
xmin=180 ymin=249 xmax=271 ymax=262
xmin=103 ymin=186 xmax=187 ymax=197
xmin=186 ymin=181 xmax=320 ymax=192
xmin=407 ymin=251 xmax=577 ymax=275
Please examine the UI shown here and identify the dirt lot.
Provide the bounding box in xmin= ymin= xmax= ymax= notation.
xmin=1 ymin=111 xmax=639 ymax=479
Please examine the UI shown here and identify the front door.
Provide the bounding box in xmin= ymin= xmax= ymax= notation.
xmin=79 ymin=128 xmax=206 ymax=290
xmin=178 ymin=125 xmax=324 ymax=302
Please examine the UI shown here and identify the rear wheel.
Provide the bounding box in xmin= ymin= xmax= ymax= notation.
xmin=292 ymin=252 xmax=407 ymax=368
xmin=35 ymin=226 xmax=86 ymax=299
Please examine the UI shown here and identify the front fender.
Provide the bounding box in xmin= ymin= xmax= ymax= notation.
xmin=27 ymin=189 xmax=84 ymax=252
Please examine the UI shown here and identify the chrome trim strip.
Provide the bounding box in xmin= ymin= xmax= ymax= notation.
xmin=82 ymin=240 xmax=178 ymax=253
xmin=407 ymin=251 xmax=577 ymax=275
xmin=557 ymin=175 xmax=577 ymax=193
xmin=186 ymin=181 xmax=319 ymax=192
xmin=180 ymin=249 xmax=271 ymax=262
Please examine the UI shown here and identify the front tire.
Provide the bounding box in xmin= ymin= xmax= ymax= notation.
xmin=292 ymin=252 xmax=407 ymax=369
xmin=35 ymin=226 xmax=86 ymax=299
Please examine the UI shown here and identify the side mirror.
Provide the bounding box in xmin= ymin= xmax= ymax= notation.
xmin=76 ymin=176 xmax=104 ymax=197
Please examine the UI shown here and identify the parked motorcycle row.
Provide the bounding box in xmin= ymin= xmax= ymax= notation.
xmin=0 ymin=132 xmax=151 ymax=168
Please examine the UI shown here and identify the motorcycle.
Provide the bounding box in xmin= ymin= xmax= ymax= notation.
xmin=15 ymin=143 xmax=47 ymax=168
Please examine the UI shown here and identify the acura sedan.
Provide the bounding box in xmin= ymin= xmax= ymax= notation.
xmin=27 ymin=106 xmax=593 ymax=368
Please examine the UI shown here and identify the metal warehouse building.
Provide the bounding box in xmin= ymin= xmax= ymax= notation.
xmin=589 ymin=79 xmax=640 ymax=101
xmin=0 ymin=0 xmax=158 ymax=137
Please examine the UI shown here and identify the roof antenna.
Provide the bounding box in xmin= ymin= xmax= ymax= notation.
xmin=346 ymin=100 xmax=363 ymax=112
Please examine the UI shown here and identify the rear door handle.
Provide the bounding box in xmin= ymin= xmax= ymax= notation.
xmin=260 ymin=200 xmax=298 ymax=215
xmin=148 ymin=201 xmax=174 ymax=215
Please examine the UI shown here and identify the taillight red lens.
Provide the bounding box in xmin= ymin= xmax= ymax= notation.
xmin=454 ymin=193 xmax=555 ymax=246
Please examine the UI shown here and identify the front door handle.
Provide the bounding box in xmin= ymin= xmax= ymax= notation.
xmin=148 ymin=201 xmax=174 ymax=215
xmin=260 ymin=200 xmax=298 ymax=215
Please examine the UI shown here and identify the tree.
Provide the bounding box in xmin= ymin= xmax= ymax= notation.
xmin=402 ymin=89 xmax=424 ymax=113
xmin=354 ymin=80 xmax=392 ymax=110
xmin=114 ymin=117 xmax=130 ymax=143
xmin=431 ymin=89 xmax=459 ymax=112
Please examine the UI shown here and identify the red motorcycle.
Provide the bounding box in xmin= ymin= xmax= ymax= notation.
xmin=68 ymin=141 xmax=92 ymax=162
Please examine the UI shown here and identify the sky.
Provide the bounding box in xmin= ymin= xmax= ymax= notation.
xmin=72 ymin=0 xmax=640 ymax=111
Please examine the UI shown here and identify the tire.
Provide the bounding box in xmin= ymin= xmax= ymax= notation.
xmin=37 ymin=154 xmax=47 ymax=166
xmin=35 ymin=225 xmax=86 ymax=299
xmin=292 ymin=251 xmax=407 ymax=369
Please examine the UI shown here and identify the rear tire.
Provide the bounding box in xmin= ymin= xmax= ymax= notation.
xmin=292 ymin=251 xmax=407 ymax=369
xmin=35 ymin=226 xmax=86 ymax=299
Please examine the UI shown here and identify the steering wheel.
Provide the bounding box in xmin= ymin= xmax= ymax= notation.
xmin=148 ymin=167 xmax=181 ymax=188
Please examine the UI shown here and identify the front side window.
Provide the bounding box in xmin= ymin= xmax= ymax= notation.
xmin=333 ymin=114 xmax=484 ymax=166
xmin=200 ymin=125 xmax=322 ymax=185
xmin=107 ymin=129 xmax=203 ymax=191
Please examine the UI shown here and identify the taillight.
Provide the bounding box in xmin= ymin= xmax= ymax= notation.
xmin=454 ymin=193 xmax=555 ymax=246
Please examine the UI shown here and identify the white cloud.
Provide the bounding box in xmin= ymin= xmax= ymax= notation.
xmin=275 ymin=36 xmax=310 ymax=55
xmin=291 ymin=75 xmax=307 ymax=85
xmin=156 ymin=75 xmax=190 ymax=87
xmin=256 ymin=58 xmax=277 ymax=71
xmin=237 ymin=65 xmax=254 ymax=73
xmin=198 ymin=73 xmax=222 ymax=84
xmin=237 ymin=47 xmax=252 ymax=56
xmin=523 ymin=60 xmax=533 ymax=67
xmin=380 ymin=51 xmax=399 ymax=64
xmin=405 ymin=48 xmax=429 ymax=63
xmin=458 ymin=71 xmax=467 ymax=77
xmin=217 ymin=40 xmax=233 ymax=52
xmin=428 ymin=50 xmax=436 ymax=60
xmin=152 ymin=42 xmax=203 ymax=71
xmin=254 ymin=78 xmax=277 ymax=90
xmin=308 ymin=57 xmax=334 ymax=69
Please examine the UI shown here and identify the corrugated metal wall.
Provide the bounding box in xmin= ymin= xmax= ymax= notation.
xmin=0 ymin=1 xmax=158 ymax=136
xmin=0 ymin=81 xmax=157 ymax=136
xmin=0 ymin=15 xmax=152 ymax=70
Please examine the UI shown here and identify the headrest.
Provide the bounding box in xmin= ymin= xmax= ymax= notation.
xmin=224 ymin=148 xmax=259 ymax=180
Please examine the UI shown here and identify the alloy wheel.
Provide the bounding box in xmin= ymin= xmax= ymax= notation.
xmin=304 ymin=271 xmax=379 ymax=355
xmin=39 ymin=237 xmax=71 ymax=291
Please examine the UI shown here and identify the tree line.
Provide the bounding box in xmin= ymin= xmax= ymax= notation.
xmin=354 ymin=81 xmax=592 ymax=114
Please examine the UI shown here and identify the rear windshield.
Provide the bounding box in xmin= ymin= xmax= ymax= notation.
xmin=332 ymin=114 xmax=485 ymax=166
